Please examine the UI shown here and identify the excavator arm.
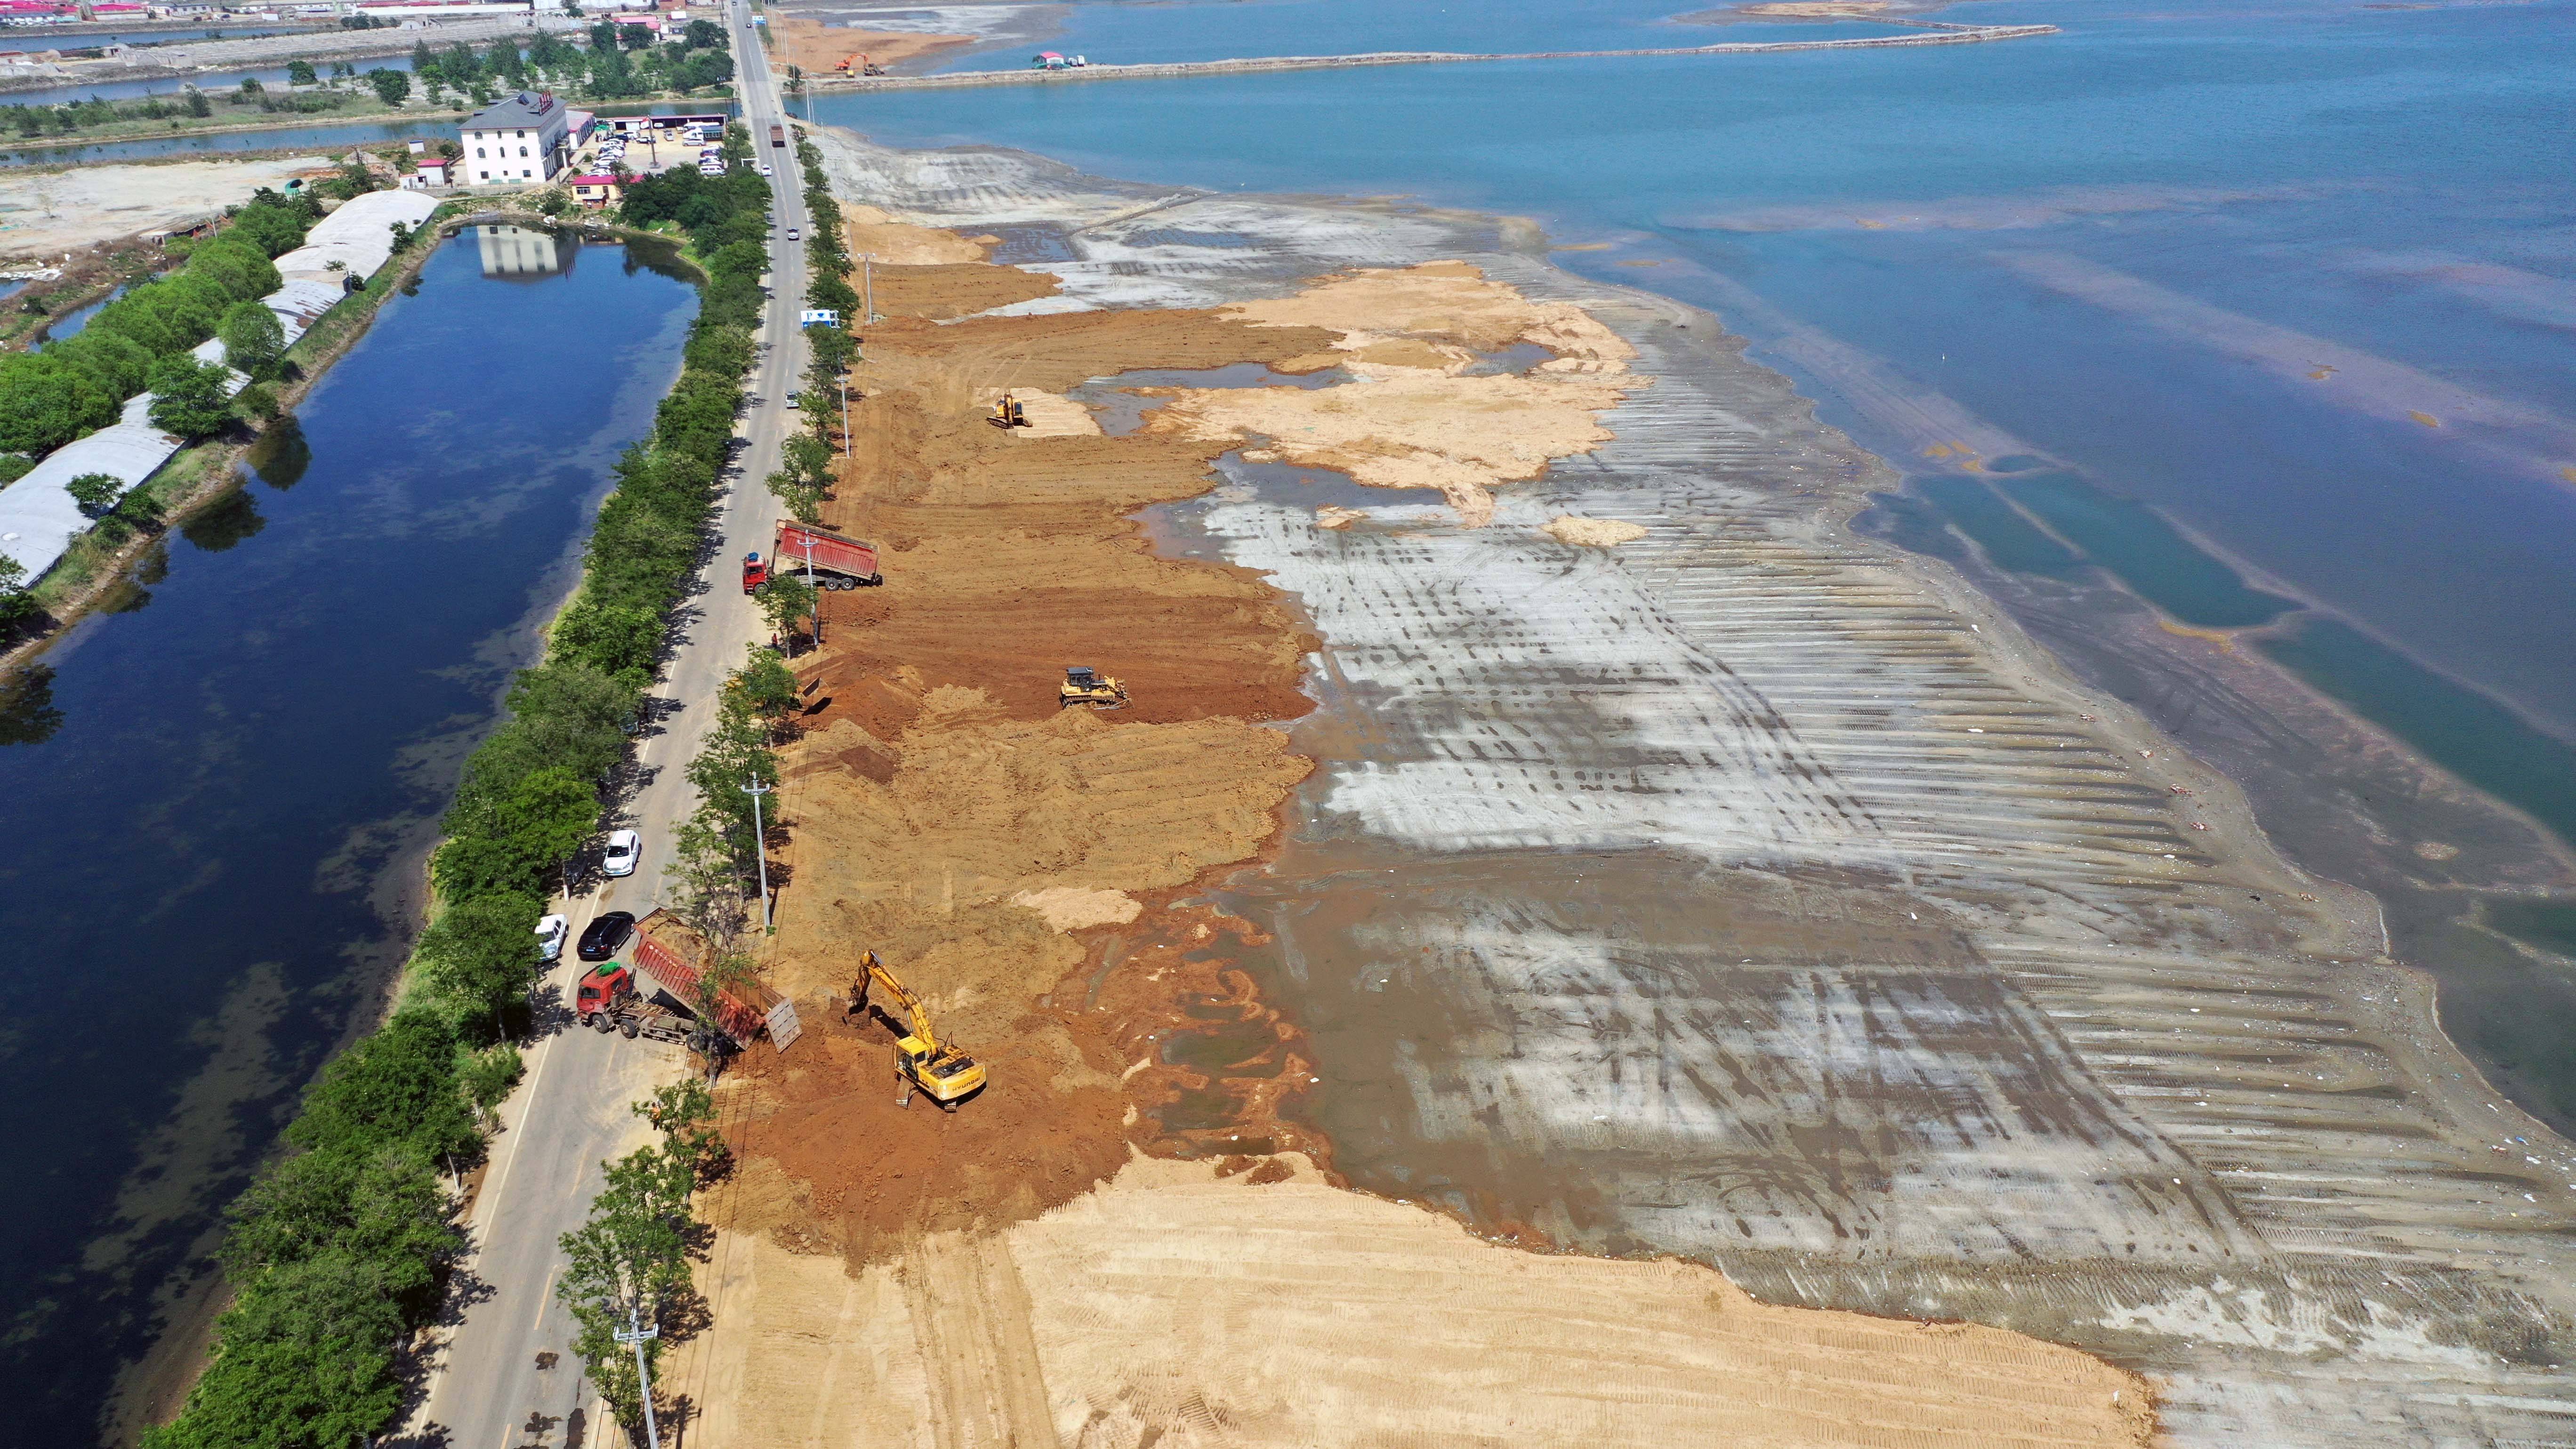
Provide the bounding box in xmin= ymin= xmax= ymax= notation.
xmin=857 ymin=952 xmax=940 ymax=1055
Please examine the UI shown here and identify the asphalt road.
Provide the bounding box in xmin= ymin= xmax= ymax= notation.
xmin=409 ymin=10 xmax=807 ymax=1446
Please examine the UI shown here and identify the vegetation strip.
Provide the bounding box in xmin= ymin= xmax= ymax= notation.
xmin=551 ymin=124 xmax=859 ymax=1434
xmin=143 ymin=129 xmax=775 ymax=1449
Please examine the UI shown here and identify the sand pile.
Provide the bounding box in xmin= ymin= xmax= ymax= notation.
xmin=1146 ymin=263 xmax=1646 ymax=524
xmin=1543 ymin=515 xmax=1650 ymax=546
xmin=840 ymin=202 xmax=991 ymax=266
xmin=680 ymin=1156 xmax=2156 ymax=1449
xmin=976 ymin=386 xmax=1100 ymax=437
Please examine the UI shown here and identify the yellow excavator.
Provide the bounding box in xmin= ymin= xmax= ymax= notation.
xmin=988 ymin=393 xmax=1030 ymax=429
xmin=851 ymin=952 xmax=988 ymax=1109
xmin=1059 ymin=666 xmax=1129 ymax=710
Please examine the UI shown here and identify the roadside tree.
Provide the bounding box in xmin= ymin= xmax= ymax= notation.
xmin=413 ymin=891 xmax=546 ymax=1037
xmin=458 ymin=1043 xmax=524 ymax=1130
xmin=752 ymin=571 xmax=816 ymax=646
xmin=433 ymin=762 xmax=600 ymax=901
xmin=556 ymin=1144 xmax=697 ymax=1429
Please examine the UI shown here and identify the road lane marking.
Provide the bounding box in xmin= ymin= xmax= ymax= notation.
xmin=532 ymin=1264 xmax=558 ymax=1334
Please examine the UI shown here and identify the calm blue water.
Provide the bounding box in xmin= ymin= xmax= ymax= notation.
xmin=824 ymin=0 xmax=2576 ymax=735
xmin=0 ymin=233 xmax=694 ymax=1446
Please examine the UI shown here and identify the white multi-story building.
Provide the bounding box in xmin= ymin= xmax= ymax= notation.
xmin=460 ymin=89 xmax=570 ymax=185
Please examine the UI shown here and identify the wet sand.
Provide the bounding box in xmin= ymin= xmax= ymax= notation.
xmin=658 ymin=126 xmax=2576 ymax=1447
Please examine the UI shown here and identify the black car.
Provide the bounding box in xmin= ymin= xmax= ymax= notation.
xmin=577 ymin=911 xmax=636 ymax=963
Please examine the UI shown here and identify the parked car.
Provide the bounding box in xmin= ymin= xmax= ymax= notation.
xmin=535 ymin=913 xmax=570 ymax=963
xmin=602 ymin=829 xmax=642 ymax=877
xmin=578 ymin=910 xmax=637 ymax=963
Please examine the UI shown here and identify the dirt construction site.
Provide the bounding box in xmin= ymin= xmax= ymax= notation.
xmin=651 ymin=129 xmax=2576 ymax=1448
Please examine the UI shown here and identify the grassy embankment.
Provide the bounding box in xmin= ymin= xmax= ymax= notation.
xmin=141 ymin=129 xmax=776 ymax=1449
xmin=544 ymin=119 xmax=865 ymax=1435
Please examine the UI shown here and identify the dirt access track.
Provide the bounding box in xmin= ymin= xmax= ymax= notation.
xmin=648 ymin=210 xmax=2159 ymax=1443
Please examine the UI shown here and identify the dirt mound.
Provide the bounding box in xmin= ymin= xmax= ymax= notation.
xmin=768 ymin=16 xmax=974 ymax=77
xmin=1542 ymin=515 xmax=1649 ymax=546
xmin=840 ymin=204 xmax=993 ymax=266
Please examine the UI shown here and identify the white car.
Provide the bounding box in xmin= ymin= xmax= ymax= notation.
xmin=602 ymin=829 xmax=642 ymax=878
xmin=534 ymin=913 xmax=570 ymax=962
xmin=757 ymin=162 xmax=772 ymax=177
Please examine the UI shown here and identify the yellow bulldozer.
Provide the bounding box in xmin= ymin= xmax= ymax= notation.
xmin=1059 ymin=666 xmax=1129 ymax=710
xmin=988 ymin=393 xmax=1030 ymax=429
xmin=851 ymin=952 xmax=987 ymax=1109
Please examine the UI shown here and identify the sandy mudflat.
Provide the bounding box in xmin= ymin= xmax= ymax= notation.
xmin=642 ymin=126 xmax=2576 ymax=1449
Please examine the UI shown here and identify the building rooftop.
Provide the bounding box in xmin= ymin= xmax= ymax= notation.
xmin=461 ymin=90 xmax=561 ymax=133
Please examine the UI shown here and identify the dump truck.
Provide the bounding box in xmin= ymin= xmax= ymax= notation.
xmin=576 ymin=909 xmax=803 ymax=1054
xmin=851 ymin=951 xmax=986 ymax=1108
xmin=769 ymin=123 xmax=786 ymax=148
xmin=752 ymin=521 xmax=881 ymax=591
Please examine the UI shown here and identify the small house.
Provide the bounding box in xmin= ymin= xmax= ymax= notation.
xmin=567 ymin=172 xmax=621 ymax=208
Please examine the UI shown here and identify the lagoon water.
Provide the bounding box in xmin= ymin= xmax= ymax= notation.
xmin=816 ymin=0 xmax=2576 ymax=1111
xmin=0 ymin=233 xmax=693 ymax=1445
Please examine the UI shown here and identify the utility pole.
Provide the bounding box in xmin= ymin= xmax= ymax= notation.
xmin=861 ymin=252 xmax=875 ymax=323
xmin=741 ymin=777 xmax=773 ymax=932
xmin=613 ymin=1302 xmax=662 ymax=1449
xmin=838 ymin=373 xmax=849 ymax=457
xmin=801 ymin=534 xmax=821 ymax=646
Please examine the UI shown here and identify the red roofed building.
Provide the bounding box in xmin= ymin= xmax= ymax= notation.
xmin=567 ymin=173 xmax=622 ymax=208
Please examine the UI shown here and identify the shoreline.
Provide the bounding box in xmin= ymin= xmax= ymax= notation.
xmin=797 ymin=23 xmax=2061 ymax=95
xmin=660 ymin=119 xmax=2576 ymax=1446
xmin=0 ymin=106 xmax=464 ymax=160
xmin=659 ymin=150 xmax=2163 ymax=1443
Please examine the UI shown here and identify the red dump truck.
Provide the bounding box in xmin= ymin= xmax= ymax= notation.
xmin=574 ymin=910 xmax=803 ymax=1053
xmin=742 ymin=521 xmax=881 ymax=593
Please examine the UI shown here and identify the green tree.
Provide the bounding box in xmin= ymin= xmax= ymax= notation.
xmin=65 ymin=472 xmax=121 ymax=518
xmin=556 ymin=1144 xmax=696 ymax=1429
xmin=413 ymin=891 xmax=545 ymax=1035
xmin=753 ymin=571 xmax=816 ymax=644
xmin=365 ymin=68 xmax=410 ymax=106
xmin=217 ymin=298 xmax=285 ymax=378
xmin=0 ymin=553 xmax=35 ymax=628
xmin=146 ymin=355 xmax=238 ymax=438
xmin=762 ymin=466 xmax=821 ymax=525
xmin=286 ymin=58 xmax=317 ymax=86
xmin=635 ymin=1077 xmax=727 ymax=1182
xmin=283 ymin=1011 xmax=481 ymax=1166
xmin=730 ymin=646 xmax=798 ymax=733
xmin=432 ymin=764 xmax=600 ymax=901
xmin=459 ymin=1043 xmax=524 ymax=1130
